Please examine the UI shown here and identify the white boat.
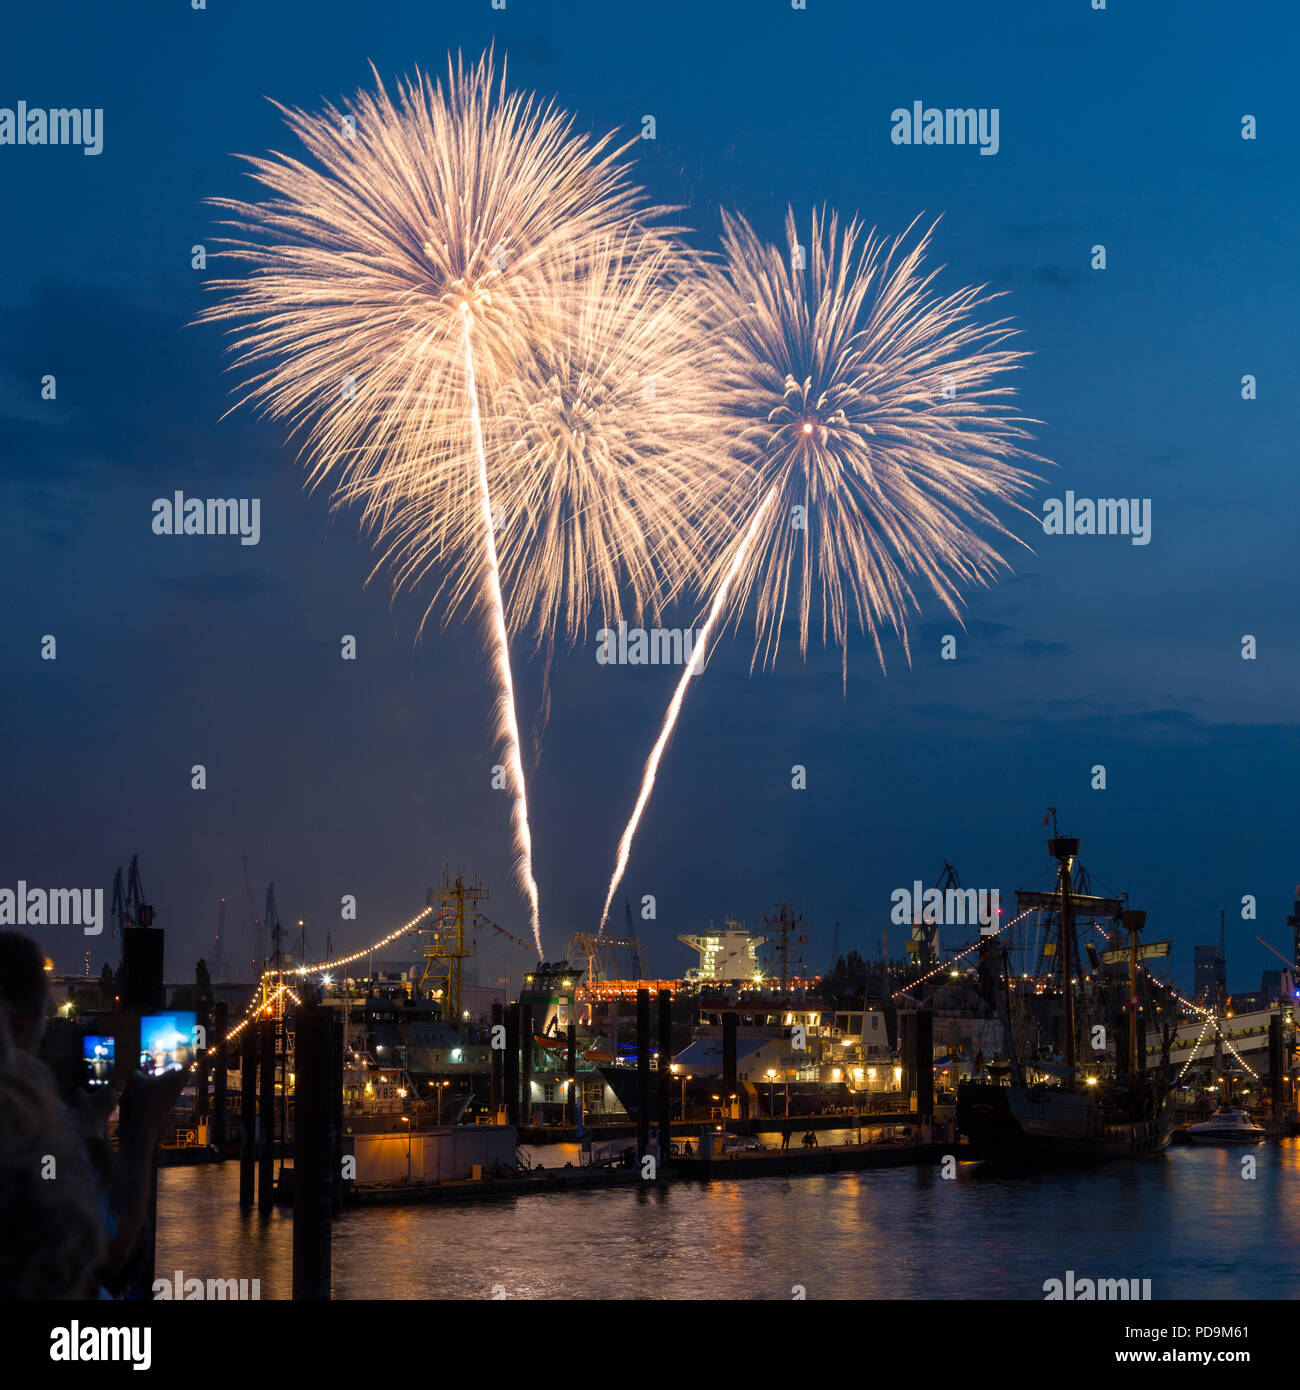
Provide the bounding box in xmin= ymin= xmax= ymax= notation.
xmin=1186 ymin=1107 xmax=1266 ymax=1144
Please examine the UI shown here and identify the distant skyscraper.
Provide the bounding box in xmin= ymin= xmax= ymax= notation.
xmin=1193 ymin=944 xmax=1225 ymax=1004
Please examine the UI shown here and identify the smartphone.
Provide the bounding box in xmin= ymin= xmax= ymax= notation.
xmin=139 ymin=1012 xmax=196 ymax=1075
xmin=81 ymin=1032 xmax=116 ymax=1088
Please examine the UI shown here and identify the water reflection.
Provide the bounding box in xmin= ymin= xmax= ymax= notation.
xmin=155 ymin=1141 xmax=1300 ymax=1300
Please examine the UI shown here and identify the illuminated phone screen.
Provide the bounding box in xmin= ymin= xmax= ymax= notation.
xmin=139 ymin=1012 xmax=196 ymax=1074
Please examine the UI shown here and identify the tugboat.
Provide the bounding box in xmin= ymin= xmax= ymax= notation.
xmin=957 ymin=815 xmax=1175 ymax=1164
xmin=1186 ymin=1107 xmax=1266 ymax=1144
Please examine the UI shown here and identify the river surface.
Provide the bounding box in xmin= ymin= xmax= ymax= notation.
xmin=156 ymin=1137 xmax=1300 ymax=1300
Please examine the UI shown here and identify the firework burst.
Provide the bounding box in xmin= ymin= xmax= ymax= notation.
xmin=201 ymin=51 xmax=674 ymax=953
xmin=598 ymin=207 xmax=1044 ymax=930
xmin=373 ymin=229 xmax=732 ymax=654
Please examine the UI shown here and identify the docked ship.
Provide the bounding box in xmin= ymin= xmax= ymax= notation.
xmin=957 ymin=819 xmax=1175 ymax=1163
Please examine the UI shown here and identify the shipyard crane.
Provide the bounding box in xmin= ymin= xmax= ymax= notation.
xmin=419 ymin=870 xmax=484 ymax=1026
xmin=110 ymin=855 xmax=153 ymax=959
xmin=565 ymin=919 xmax=648 ymax=985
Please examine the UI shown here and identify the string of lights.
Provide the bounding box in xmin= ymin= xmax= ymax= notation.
xmin=890 ymin=907 xmax=1034 ymax=999
xmin=280 ymin=906 xmax=432 ymax=978
xmin=1142 ymin=964 xmax=1260 ymax=1082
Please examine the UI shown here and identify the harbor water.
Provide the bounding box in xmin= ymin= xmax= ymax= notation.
xmin=156 ymin=1137 xmax=1300 ymax=1300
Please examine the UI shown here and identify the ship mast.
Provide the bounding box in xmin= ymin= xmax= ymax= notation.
xmin=1047 ymin=820 xmax=1081 ymax=1089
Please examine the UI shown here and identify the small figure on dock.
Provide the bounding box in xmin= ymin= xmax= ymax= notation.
xmin=780 ymin=1120 xmax=792 ymax=1150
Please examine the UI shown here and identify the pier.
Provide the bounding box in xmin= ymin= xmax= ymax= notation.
xmin=346 ymin=1135 xmax=976 ymax=1205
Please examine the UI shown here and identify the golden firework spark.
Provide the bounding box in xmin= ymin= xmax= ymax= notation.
xmin=372 ymin=229 xmax=733 ymax=654
xmin=598 ymin=208 xmax=1044 ymax=931
xmin=200 ymin=51 xmax=678 ymax=954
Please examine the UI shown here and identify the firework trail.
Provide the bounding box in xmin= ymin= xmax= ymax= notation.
xmin=598 ymin=207 xmax=1043 ymax=931
xmin=200 ymin=52 xmax=674 ymax=954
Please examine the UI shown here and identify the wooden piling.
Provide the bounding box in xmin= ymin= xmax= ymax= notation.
xmin=636 ymin=988 xmax=651 ymax=1161
xmin=257 ymin=1018 xmax=275 ymax=1214
xmin=292 ymin=1003 xmax=333 ymax=1300
xmin=212 ymin=1001 xmax=227 ymax=1154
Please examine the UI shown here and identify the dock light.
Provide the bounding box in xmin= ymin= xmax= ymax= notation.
xmin=1085 ymin=1076 xmax=1098 ymax=1087
xmin=893 ymin=1067 xmax=902 ymax=1083
xmin=322 ymin=974 xmax=332 ymax=986
xmin=867 ymin=1068 xmax=876 ymax=1080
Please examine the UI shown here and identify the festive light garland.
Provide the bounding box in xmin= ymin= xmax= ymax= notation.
xmin=890 ymin=908 xmax=1034 ymax=999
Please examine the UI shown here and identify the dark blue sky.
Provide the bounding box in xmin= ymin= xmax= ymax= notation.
xmin=2 ymin=0 xmax=1297 ymax=993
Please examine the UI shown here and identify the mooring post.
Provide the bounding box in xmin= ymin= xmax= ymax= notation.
xmin=503 ymin=1002 xmax=520 ymax=1127
xmin=292 ymin=1001 xmax=333 ymax=1300
xmin=1270 ymin=1014 xmax=1284 ymax=1123
xmin=212 ymin=1000 xmax=228 ymax=1155
xmin=331 ymin=1017 xmax=345 ymax=1215
xmin=519 ymin=1004 xmax=533 ymax=1127
xmin=257 ymin=1017 xmax=276 ymax=1214
xmin=636 ymin=988 xmax=651 ymax=1162
xmin=916 ymin=1010 xmax=934 ymax=1124
xmin=566 ymin=1021 xmax=578 ymax=1129
xmin=195 ymin=999 xmax=210 ymax=1139
xmin=722 ymin=1011 xmax=738 ymax=1116
xmin=658 ymin=989 xmax=673 ymax=1161
xmin=239 ymin=1034 xmax=255 ymax=1206
xmin=490 ymin=1001 xmax=503 ymax=1118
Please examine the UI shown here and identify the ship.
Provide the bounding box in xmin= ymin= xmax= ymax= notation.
xmin=1186 ymin=1106 xmax=1266 ymax=1144
xmin=957 ymin=818 xmax=1175 ymax=1163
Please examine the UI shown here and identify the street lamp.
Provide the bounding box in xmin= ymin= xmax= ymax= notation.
xmin=436 ymin=1079 xmax=451 ymax=1125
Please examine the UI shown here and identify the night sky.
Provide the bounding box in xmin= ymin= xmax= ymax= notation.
xmin=2 ymin=1 xmax=1296 ymax=995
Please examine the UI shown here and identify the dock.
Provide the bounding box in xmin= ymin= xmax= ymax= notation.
xmin=346 ymin=1137 xmax=974 ymax=1205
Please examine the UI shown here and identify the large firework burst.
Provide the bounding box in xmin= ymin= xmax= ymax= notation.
xmin=598 ymin=207 xmax=1043 ymax=930
xmin=367 ymin=228 xmax=732 ymax=656
xmin=200 ymin=51 xmax=676 ymax=953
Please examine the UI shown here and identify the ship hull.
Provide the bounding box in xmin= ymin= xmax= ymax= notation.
xmin=958 ymin=1082 xmax=1173 ymax=1164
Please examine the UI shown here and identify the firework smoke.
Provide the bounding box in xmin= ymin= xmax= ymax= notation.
xmin=598 ymin=208 xmax=1043 ymax=931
